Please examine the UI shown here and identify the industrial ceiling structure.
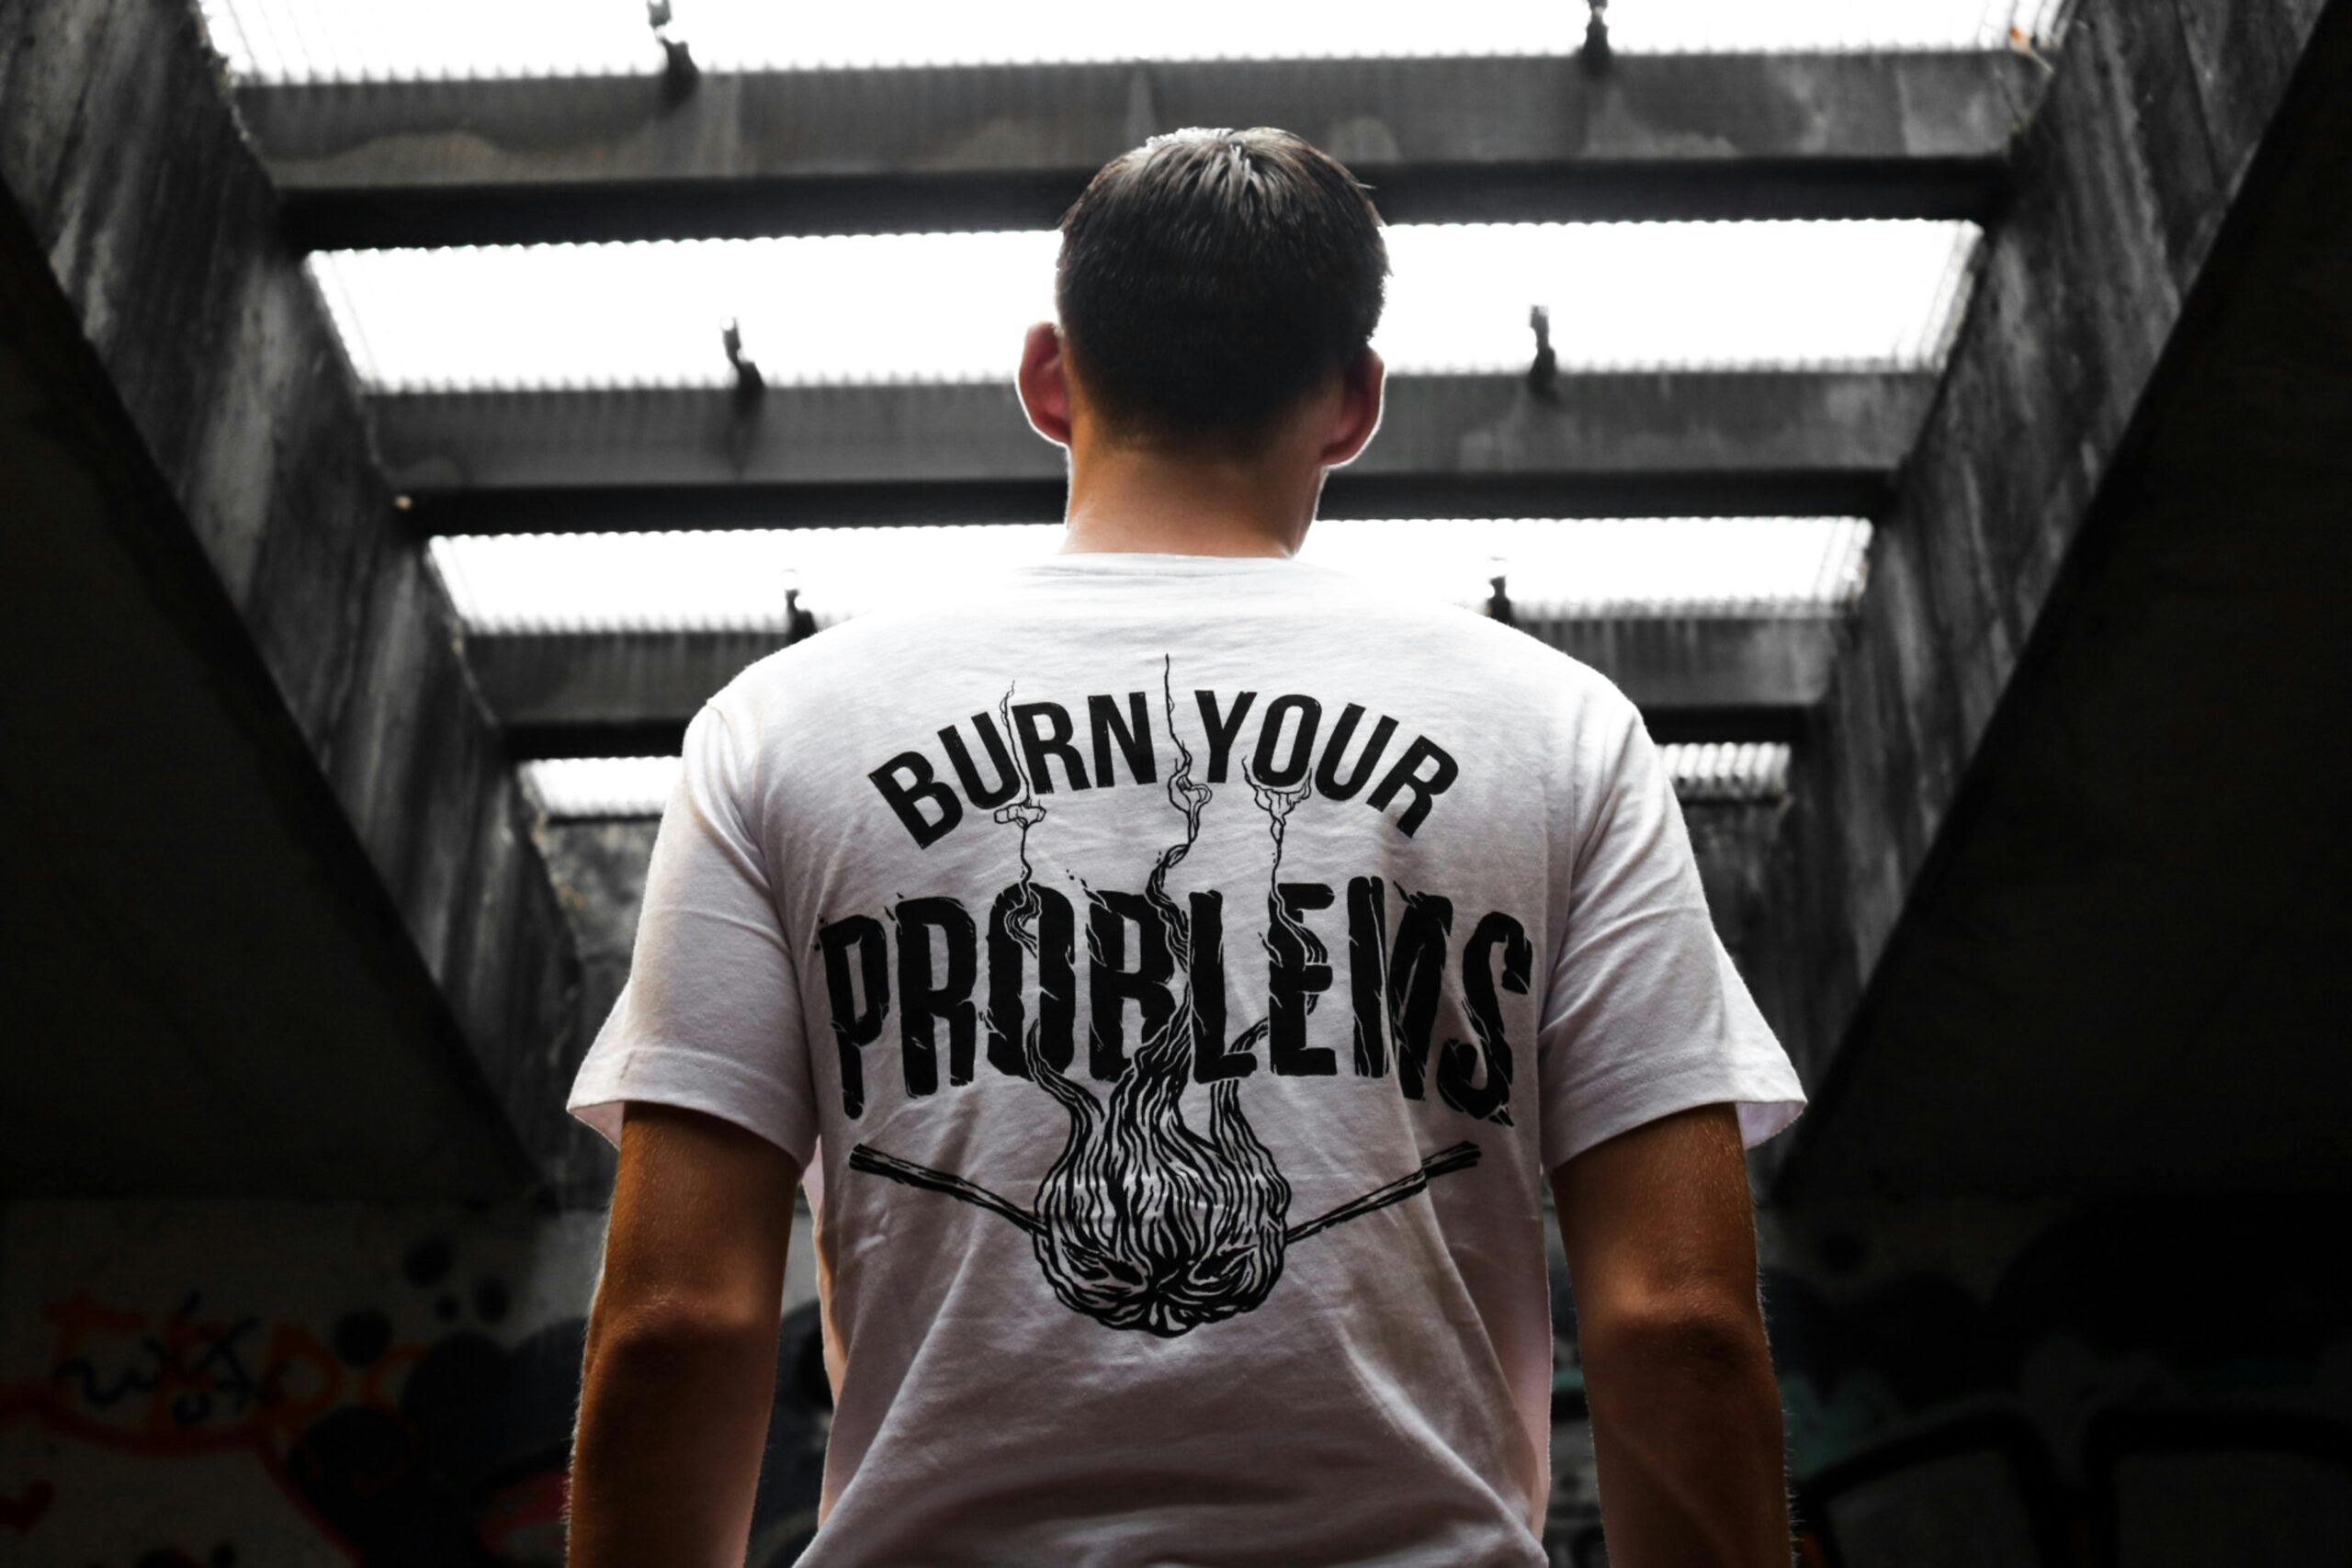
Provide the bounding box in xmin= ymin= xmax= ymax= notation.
xmin=3 ymin=0 xmax=2346 ymax=1203
xmin=246 ymin=13 xmax=2030 ymax=822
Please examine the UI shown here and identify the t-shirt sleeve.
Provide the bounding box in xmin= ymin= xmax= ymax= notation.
xmin=1535 ymin=695 xmax=1806 ymax=1172
xmin=566 ymin=700 xmax=820 ymax=1167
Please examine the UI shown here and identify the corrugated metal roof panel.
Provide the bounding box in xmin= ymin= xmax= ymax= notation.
xmin=201 ymin=0 xmax=2066 ymax=84
xmin=311 ymin=221 xmax=1982 ymax=389
xmin=429 ymin=517 xmax=1871 ymax=635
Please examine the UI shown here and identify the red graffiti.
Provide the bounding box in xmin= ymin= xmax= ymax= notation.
xmin=0 ymin=1293 xmax=390 ymax=1561
xmin=1 ymin=1289 xmax=588 ymax=1565
xmin=4 ymin=1292 xmax=380 ymax=1451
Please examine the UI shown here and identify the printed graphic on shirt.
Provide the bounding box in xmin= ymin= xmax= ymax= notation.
xmin=865 ymin=681 xmax=1462 ymax=849
xmin=821 ymin=659 xmax=1529 ymax=1337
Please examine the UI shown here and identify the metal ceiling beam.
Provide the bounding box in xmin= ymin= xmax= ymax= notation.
xmin=383 ymin=369 xmax=1932 ymax=532
xmin=243 ymin=52 xmax=2037 ymax=247
xmin=474 ymin=615 xmax=1836 ymax=761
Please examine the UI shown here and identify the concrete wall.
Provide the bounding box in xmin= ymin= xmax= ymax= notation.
xmin=1748 ymin=0 xmax=2344 ymax=1196
xmin=0 ymin=0 xmax=595 ymax=1193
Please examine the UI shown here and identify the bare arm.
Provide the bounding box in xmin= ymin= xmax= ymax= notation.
xmin=1551 ymin=1102 xmax=1791 ymax=1567
xmin=570 ymin=1101 xmax=802 ymax=1566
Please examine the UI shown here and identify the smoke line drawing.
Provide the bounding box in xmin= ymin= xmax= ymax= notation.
xmin=849 ymin=659 xmax=1484 ymax=1338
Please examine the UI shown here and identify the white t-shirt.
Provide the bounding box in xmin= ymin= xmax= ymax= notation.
xmin=570 ymin=549 xmax=1804 ymax=1568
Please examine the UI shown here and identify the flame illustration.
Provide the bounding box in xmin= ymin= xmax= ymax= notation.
xmin=848 ymin=662 xmax=1480 ymax=1337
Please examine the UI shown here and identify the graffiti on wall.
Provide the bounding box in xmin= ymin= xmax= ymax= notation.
xmin=1762 ymin=1198 xmax=2352 ymax=1568
xmin=0 ymin=1203 xmax=825 ymax=1568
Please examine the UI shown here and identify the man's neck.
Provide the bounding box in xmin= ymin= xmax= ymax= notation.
xmin=1057 ymin=435 xmax=1319 ymax=558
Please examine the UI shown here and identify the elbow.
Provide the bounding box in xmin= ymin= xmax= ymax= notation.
xmin=584 ymin=1294 xmax=776 ymax=1385
xmin=1577 ymin=1292 xmax=1773 ymax=1388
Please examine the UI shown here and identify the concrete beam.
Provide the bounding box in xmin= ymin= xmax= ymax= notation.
xmin=384 ymin=371 xmax=1932 ymax=532
xmin=474 ymin=615 xmax=1836 ymax=760
xmin=1747 ymin=0 xmax=2349 ymax=1196
xmin=243 ymin=52 xmax=2039 ymax=247
xmin=0 ymin=0 xmax=598 ymax=1197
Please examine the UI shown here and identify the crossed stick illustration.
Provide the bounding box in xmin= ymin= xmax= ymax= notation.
xmin=846 ymin=1139 xmax=1482 ymax=1246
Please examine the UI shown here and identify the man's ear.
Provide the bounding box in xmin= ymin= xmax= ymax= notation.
xmin=1317 ymin=347 xmax=1385 ymax=470
xmin=1016 ymin=321 xmax=1074 ymax=448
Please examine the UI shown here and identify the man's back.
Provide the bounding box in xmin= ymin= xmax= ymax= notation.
xmin=571 ymin=549 xmax=1802 ymax=1565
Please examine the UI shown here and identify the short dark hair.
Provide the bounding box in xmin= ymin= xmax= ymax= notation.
xmin=1054 ymin=127 xmax=1389 ymax=456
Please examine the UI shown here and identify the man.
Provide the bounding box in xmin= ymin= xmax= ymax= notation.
xmin=566 ymin=127 xmax=1805 ymax=1567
